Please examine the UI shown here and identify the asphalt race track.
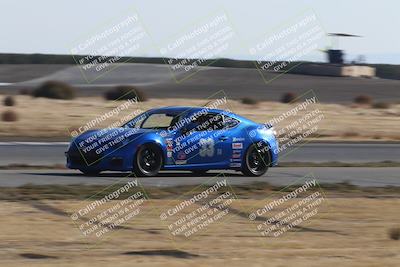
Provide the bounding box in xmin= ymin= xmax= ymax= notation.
xmin=0 ymin=142 xmax=399 ymax=188
xmin=0 ymin=167 xmax=399 ymax=187
xmin=0 ymin=142 xmax=399 ymax=165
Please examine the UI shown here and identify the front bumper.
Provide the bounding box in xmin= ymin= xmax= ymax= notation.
xmin=65 ymin=149 xmax=132 ymax=171
xmin=269 ymin=137 xmax=279 ymax=166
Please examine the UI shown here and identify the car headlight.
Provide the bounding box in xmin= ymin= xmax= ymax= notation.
xmin=270 ymin=127 xmax=277 ymax=136
xmin=66 ymin=138 xmax=74 ymax=151
xmin=264 ymin=128 xmax=277 ymax=136
xmin=259 ymin=126 xmax=276 ymax=136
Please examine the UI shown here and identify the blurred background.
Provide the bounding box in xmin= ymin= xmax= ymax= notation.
xmin=0 ymin=1 xmax=399 ymax=266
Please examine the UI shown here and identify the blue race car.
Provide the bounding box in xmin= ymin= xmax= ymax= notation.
xmin=66 ymin=106 xmax=278 ymax=177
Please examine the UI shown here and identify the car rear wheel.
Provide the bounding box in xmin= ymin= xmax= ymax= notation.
xmin=242 ymin=143 xmax=270 ymax=177
xmin=134 ymin=144 xmax=163 ymax=177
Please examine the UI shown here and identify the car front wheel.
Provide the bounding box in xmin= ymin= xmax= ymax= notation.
xmin=242 ymin=143 xmax=271 ymax=177
xmin=134 ymin=144 xmax=163 ymax=177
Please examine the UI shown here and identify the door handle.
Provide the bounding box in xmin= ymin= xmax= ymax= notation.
xmin=219 ymin=136 xmax=228 ymax=141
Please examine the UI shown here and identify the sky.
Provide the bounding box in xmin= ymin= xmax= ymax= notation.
xmin=0 ymin=0 xmax=399 ymax=64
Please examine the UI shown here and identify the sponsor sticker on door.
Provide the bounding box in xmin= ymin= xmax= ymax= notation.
xmin=232 ymin=142 xmax=243 ymax=149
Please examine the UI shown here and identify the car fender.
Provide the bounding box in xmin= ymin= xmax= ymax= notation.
xmin=129 ymin=133 xmax=166 ymax=167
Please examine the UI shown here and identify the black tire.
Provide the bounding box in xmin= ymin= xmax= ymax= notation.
xmin=79 ymin=169 xmax=100 ymax=176
xmin=241 ymin=143 xmax=271 ymax=177
xmin=191 ymin=170 xmax=208 ymax=176
xmin=133 ymin=144 xmax=163 ymax=177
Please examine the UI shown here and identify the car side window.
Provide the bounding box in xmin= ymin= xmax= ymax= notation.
xmin=192 ymin=112 xmax=226 ymax=131
xmin=141 ymin=113 xmax=175 ymax=129
xmin=124 ymin=113 xmax=147 ymax=128
xmin=223 ymin=115 xmax=240 ymax=129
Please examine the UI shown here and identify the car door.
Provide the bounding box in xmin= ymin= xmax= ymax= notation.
xmin=171 ymin=111 xmax=232 ymax=166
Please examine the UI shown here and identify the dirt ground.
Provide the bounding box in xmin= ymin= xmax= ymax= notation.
xmin=0 ymin=196 xmax=399 ymax=267
xmin=0 ymin=95 xmax=399 ymax=141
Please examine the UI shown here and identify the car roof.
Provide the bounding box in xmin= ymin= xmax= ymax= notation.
xmin=147 ymin=106 xmax=255 ymax=124
xmin=149 ymin=106 xmax=228 ymax=114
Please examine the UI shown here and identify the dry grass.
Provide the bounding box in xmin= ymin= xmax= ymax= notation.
xmin=0 ymin=96 xmax=399 ymax=140
xmin=0 ymin=197 xmax=399 ymax=266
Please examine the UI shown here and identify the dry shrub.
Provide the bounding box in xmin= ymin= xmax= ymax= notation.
xmin=372 ymin=102 xmax=391 ymax=109
xmin=3 ymin=96 xmax=15 ymax=106
xmin=241 ymin=97 xmax=258 ymax=105
xmin=354 ymin=95 xmax=372 ymax=105
xmin=19 ymin=88 xmax=31 ymax=95
xmin=32 ymin=81 xmax=75 ymax=100
xmin=281 ymin=92 xmax=297 ymax=103
xmin=104 ymin=85 xmax=147 ymax=101
xmin=342 ymin=131 xmax=359 ymax=138
xmin=389 ymin=227 xmax=400 ymax=240
xmin=1 ymin=110 xmax=18 ymax=122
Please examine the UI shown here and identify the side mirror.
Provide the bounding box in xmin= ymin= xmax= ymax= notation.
xmin=180 ymin=127 xmax=188 ymax=135
xmin=224 ymin=119 xmax=238 ymax=129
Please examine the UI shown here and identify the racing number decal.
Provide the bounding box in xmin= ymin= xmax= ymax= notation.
xmin=199 ymin=138 xmax=214 ymax=157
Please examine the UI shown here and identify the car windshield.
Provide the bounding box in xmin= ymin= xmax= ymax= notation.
xmin=123 ymin=111 xmax=180 ymax=130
